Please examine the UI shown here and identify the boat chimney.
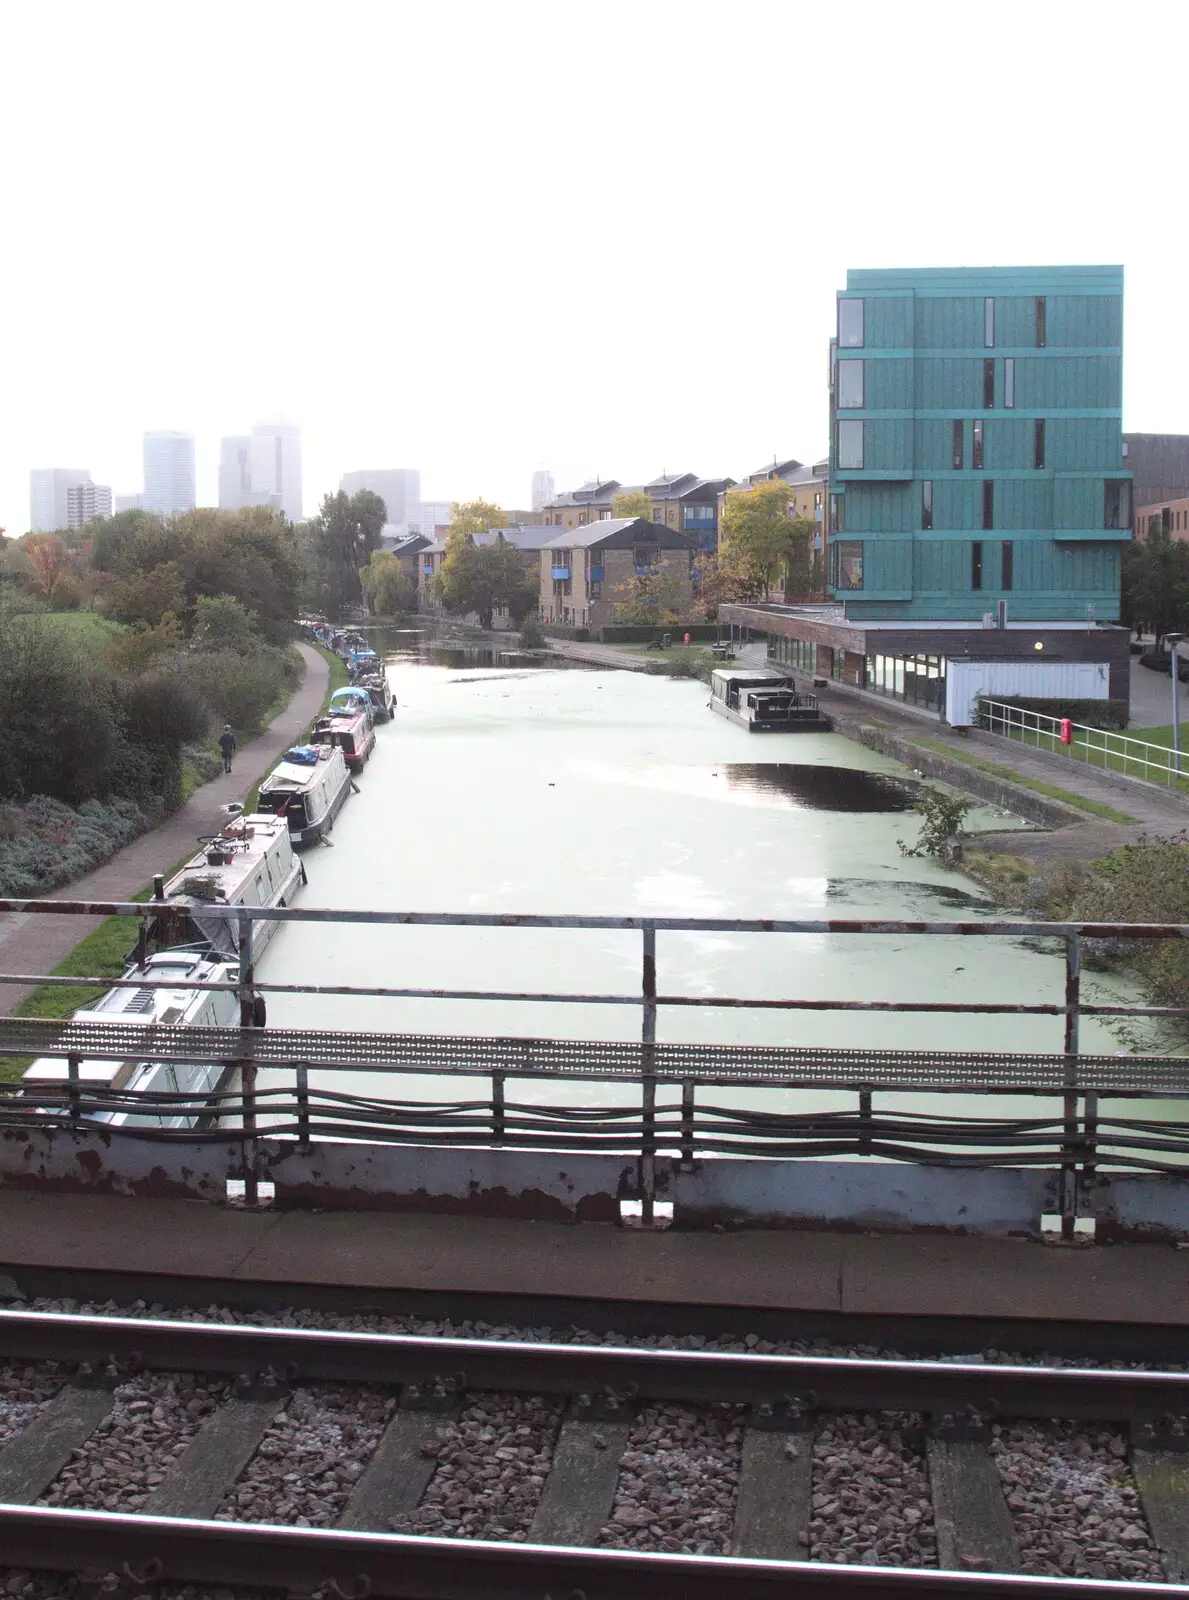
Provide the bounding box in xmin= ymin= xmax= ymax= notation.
xmin=153 ymin=875 xmax=165 ymax=901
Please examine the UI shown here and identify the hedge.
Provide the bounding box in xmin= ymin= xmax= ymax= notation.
xmin=1139 ymin=651 xmax=1189 ymax=683
xmin=978 ymin=695 xmax=1129 ymax=731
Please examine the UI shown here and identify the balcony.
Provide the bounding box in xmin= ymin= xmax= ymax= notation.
xmin=635 ymin=565 xmax=659 ymax=577
xmin=551 ymin=566 xmax=571 ymax=580
xmin=589 ymin=567 xmax=604 ymax=582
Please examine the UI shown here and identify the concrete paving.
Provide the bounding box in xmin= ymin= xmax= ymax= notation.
xmin=3 ymin=1191 xmax=1189 ymax=1329
xmin=0 ymin=643 xmax=330 ymax=1016
xmin=1129 ymin=654 xmax=1189 ymax=730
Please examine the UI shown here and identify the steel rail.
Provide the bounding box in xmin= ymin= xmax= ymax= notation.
xmin=3 ymin=1309 xmax=1189 ymax=1421
xmin=3 ymin=897 xmax=1188 ymax=938
xmin=2 ymin=1504 xmax=1182 ymax=1600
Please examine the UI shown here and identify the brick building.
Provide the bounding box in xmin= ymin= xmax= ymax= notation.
xmin=539 ymin=517 xmax=696 ymax=630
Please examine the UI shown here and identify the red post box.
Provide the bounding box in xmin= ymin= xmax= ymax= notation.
xmin=1060 ymin=717 xmax=1073 ymax=745
xmin=683 ymin=632 xmax=691 ymax=646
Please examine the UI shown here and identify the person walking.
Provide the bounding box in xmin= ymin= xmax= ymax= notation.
xmin=218 ymin=724 xmax=237 ymax=774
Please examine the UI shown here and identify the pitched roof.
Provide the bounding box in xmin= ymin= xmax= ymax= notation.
xmin=422 ymin=525 xmax=556 ymax=556
xmin=541 ymin=517 xmax=697 ymax=552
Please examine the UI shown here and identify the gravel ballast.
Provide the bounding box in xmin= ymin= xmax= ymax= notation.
xmin=993 ymin=1421 xmax=1166 ymax=1582
xmin=216 ymin=1383 xmax=392 ymax=1527
xmin=392 ymin=1393 xmax=563 ymax=1541
xmin=0 ymin=1364 xmax=61 ymax=1451
xmin=600 ymin=1404 xmax=743 ymax=1555
xmin=810 ymin=1412 xmax=937 ymax=1567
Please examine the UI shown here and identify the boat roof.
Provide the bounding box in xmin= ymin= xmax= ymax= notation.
xmin=23 ymin=951 xmax=235 ymax=1082
xmin=261 ymin=748 xmax=341 ymax=792
xmin=162 ymin=814 xmax=292 ymax=904
xmin=712 ymin=669 xmax=791 ymax=684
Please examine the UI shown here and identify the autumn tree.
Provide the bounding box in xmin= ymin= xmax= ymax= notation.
xmin=612 ymin=490 xmax=653 ymax=521
xmin=21 ymin=534 xmax=72 ymax=604
xmin=718 ymin=481 xmax=815 ymax=600
xmin=447 ymin=499 xmax=508 ymax=537
xmin=361 ymin=550 xmax=416 ymax=615
xmin=435 ymin=532 xmax=538 ymax=628
xmin=613 ymin=565 xmax=689 ymax=627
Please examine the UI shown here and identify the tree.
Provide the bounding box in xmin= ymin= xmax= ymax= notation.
xmin=612 ymin=491 xmax=653 ymax=522
xmin=447 ymin=500 xmax=507 ymax=538
xmin=21 ymin=534 xmax=72 ymax=604
xmin=718 ymin=481 xmax=815 ymax=599
xmin=1122 ymin=532 xmax=1189 ymax=647
xmin=192 ymin=594 xmax=259 ymax=649
xmin=361 ymin=550 xmax=416 ymax=615
xmin=301 ymin=491 xmax=387 ymax=619
xmin=434 ymin=532 xmax=538 ymax=628
xmin=614 ymin=565 xmax=689 ymax=627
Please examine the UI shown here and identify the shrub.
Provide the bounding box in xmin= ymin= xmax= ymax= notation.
xmin=898 ymin=788 xmax=970 ymax=859
xmin=979 ymin=696 xmax=1129 ymax=731
xmin=0 ymin=795 xmax=149 ymax=897
xmin=180 ymin=644 xmax=297 ymax=734
xmin=1139 ymin=652 xmax=1189 ymax=683
xmin=519 ymin=617 xmax=546 ymax=650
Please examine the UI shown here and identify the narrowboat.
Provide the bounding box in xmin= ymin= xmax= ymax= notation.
xmin=310 ymin=686 xmax=376 ymax=772
xmin=347 ymin=649 xmax=381 ymax=680
xmin=257 ymin=745 xmax=352 ymax=845
xmin=22 ymin=949 xmax=244 ymax=1129
xmin=144 ymin=811 xmax=305 ymax=959
xmin=357 ymin=673 xmax=395 ymax=721
xmin=709 ymin=669 xmax=833 ymax=733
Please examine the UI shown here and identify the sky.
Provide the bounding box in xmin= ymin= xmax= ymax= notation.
xmin=2 ymin=0 xmax=1186 ymax=536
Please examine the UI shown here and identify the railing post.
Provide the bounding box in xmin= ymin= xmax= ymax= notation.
xmin=237 ymin=908 xmax=258 ymax=1206
xmin=67 ymin=1051 xmax=81 ymax=1125
xmin=1061 ymin=932 xmax=1082 ymax=1240
xmin=492 ymin=1070 xmax=505 ymax=1147
xmin=294 ymin=1061 xmax=310 ymax=1150
xmin=859 ymin=1086 xmax=873 ymax=1158
xmin=640 ymin=921 xmax=657 ymax=1224
xmin=680 ymin=1079 xmax=695 ymax=1170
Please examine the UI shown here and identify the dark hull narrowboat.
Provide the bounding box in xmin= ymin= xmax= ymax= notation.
xmin=257 ymin=745 xmax=353 ymax=846
xmin=358 ymin=674 xmax=395 ymax=721
xmin=709 ymin=669 xmax=833 ymax=733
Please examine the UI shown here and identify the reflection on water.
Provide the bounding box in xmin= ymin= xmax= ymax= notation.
xmin=363 ymin=621 xmax=564 ymax=673
xmin=574 ymin=760 xmax=917 ymax=813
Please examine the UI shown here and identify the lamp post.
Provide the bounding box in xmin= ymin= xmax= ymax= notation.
xmin=1167 ymin=632 xmax=1185 ymax=776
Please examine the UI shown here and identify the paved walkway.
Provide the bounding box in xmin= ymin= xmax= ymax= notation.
xmin=1129 ymin=654 xmax=1189 ymax=729
xmin=545 ymin=638 xmax=672 ymax=673
xmin=0 ymin=643 xmax=329 ymax=1016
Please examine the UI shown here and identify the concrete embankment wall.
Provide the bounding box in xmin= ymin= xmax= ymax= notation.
xmin=827 ymin=709 xmax=1083 ymax=830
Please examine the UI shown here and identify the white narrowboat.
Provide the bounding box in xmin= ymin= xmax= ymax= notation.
xmin=22 ymin=949 xmax=244 ymax=1129
xmin=257 ymin=744 xmax=352 ymax=846
xmin=148 ymin=811 xmax=305 ymax=958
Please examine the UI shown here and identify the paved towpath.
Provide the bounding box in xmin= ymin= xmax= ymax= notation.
xmin=0 ymin=643 xmax=329 ymax=1017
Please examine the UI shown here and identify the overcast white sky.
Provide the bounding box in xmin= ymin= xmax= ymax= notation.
xmin=1 ymin=0 xmax=1185 ymax=535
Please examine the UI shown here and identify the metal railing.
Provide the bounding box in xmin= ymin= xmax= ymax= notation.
xmin=2 ymin=898 xmax=1189 ymax=1231
xmin=978 ymin=698 xmax=1186 ymax=790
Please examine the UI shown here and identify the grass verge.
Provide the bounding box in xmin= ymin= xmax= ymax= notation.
xmin=909 ymin=738 xmax=1141 ymax=826
xmin=993 ymin=721 xmax=1189 ymax=793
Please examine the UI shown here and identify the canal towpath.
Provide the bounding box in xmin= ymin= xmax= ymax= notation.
xmin=0 ymin=642 xmax=330 ymax=1018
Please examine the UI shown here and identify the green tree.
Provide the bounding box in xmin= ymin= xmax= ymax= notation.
xmin=301 ymin=491 xmax=387 ymax=619
xmin=612 ymin=491 xmax=653 ymax=521
xmin=613 ymin=565 xmax=689 ymax=626
xmin=1122 ymin=532 xmax=1189 ymax=647
xmin=718 ymin=481 xmax=814 ymax=599
xmin=192 ymin=593 xmax=259 ymax=649
xmin=434 ymin=532 xmax=538 ymax=628
xmin=361 ymin=549 xmax=416 ymax=615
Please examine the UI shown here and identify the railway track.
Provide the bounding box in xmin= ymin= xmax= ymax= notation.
xmin=2 ymin=1310 xmax=1189 ymax=1596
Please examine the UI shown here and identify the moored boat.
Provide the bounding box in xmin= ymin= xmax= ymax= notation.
xmin=257 ymin=745 xmax=352 ymax=845
xmin=144 ymin=811 xmax=305 ymax=959
xmin=21 ymin=949 xmax=245 ymax=1129
xmin=709 ymin=669 xmax=833 ymax=733
xmin=357 ymin=673 xmax=395 ymax=721
xmin=310 ymin=686 xmax=376 ymax=772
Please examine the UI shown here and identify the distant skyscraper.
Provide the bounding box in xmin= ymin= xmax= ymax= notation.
xmin=29 ymin=467 xmax=90 ymax=532
xmin=406 ymin=501 xmax=453 ymax=537
xmin=249 ymin=419 xmax=302 ymax=522
xmin=339 ymin=469 xmax=421 ymax=528
xmin=218 ymin=436 xmax=252 ymax=510
xmin=66 ymin=482 xmax=113 ymax=527
xmin=114 ymin=492 xmax=147 ymax=512
xmin=532 ymin=469 xmax=555 ymax=512
xmin=143 ymin=431 xmax=196 ymax=518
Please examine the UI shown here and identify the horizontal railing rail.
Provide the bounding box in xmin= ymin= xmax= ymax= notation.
xmin=3 ymin=899 xmax=1189 ymax=1228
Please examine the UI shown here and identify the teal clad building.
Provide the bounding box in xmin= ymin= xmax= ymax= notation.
xmin=828 ymin=265 xmax=1132 ymax=621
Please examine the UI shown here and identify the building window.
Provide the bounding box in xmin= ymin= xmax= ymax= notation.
xmin=983 ymin=359 xmax=995 ymax=408
xmin=972 ymin=419 xmax=984 ymax=470
xmin=985 ymin=297 xmax=995 ymax=348
xmin=578 ymin=512 xmax=588 ymax=525
xmin=1035 ymin=296 xmax=1046 ymax=348
xmin=971 ymin=541 xmax=983 ymax=591
xmin=921 ymin=480 xmax=933 ymax=531
xmin=833 ymin=540 xmax=864 ymax=590
xmin=838 ymin=297 xmax=864 ymax=348
xmin=1002 ymin=540 xmax=1013 ymax=590
xmin=634 ymin=546 xmax=659 ymax=570
xmin=1034 ymin=419 xmax=1046 ymax=470
xmin=982 ymin=480 xmax=994 ymax=530
xmin=423 ymin=555 xmax=435 ymax=573
xmin=952 ymin=419 xmax=964 ymax=469
xmin=1004 ymin=357 xmax=1015 ymax=409
xmin=837 ymin=419 xmax=864 ymax=469
xmin=830 ymin=493 xmax=844 ymax=533
xmin=837 ymin=360 xmax=864 ymax=408
xmin=1104 ymin=480 xmax=1131 ymax=529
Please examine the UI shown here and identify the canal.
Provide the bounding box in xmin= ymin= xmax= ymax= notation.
xmin=255 ymin=628 xmax=1149 ymax=1139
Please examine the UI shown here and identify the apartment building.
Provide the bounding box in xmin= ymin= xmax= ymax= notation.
xmin=539 ymin=517 xmax=696 ymax=630
xmin=416 ymin=525 xmax=551 ymax=627
xmin=1134 ymin=496 xmax=1189 ymax=542
xmin=540 ymin=473 xmax=734 ymax=550
xmin=65 ymin=482 xmax=112 ymax=527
